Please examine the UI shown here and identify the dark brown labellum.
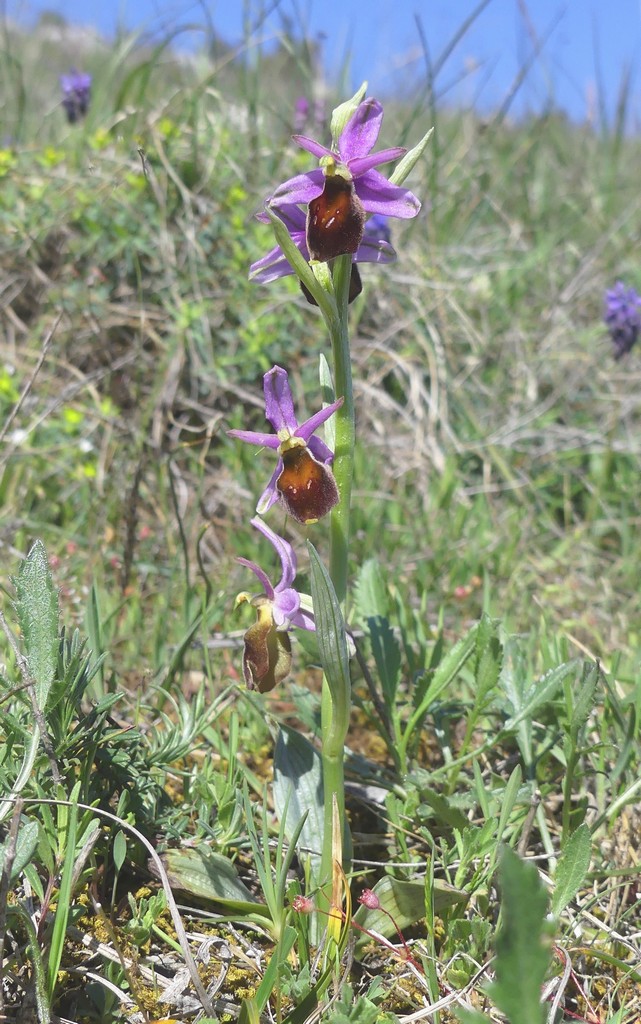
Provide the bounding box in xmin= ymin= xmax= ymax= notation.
xmin=306 ymin=174 xmax=365 ymax=262
xmin=277 ymin=446 xmax=339 ymax=524
xmin=300 ymin=263 xmax=362 ymax=306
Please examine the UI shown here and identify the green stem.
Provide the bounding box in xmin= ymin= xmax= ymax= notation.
xmin=327 ymin=254 xmax=355 ymax=605
xmin=319 ymin=253 xmax=354 ymax=912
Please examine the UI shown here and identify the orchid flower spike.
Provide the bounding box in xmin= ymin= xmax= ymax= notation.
xmin=236 ymin=516 xmax=314 ymax=692
xmin=268 ymin=97 xmax=420 ymax=262
xmin=228 ymin=365 xmax=342 ymax=525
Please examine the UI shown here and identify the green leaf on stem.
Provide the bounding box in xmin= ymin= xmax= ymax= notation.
xmin=307 ymin=542 xmax=351 ymax=720
xmin=389 ymin=126 xmax=434 ymax=188
xmin=273 ymin=725 xmax=324 ymax=870
xmin=330 ymin=82 xmax=368 ymax=147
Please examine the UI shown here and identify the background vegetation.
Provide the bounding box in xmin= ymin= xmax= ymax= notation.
xmin=1 ymin=6 xmax=641 ymax=1023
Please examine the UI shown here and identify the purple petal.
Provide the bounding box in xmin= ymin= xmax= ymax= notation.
xmin=355 ymin=168 xmax=421 ymax=219
xmin=256 ymin=204 xmax=307 ymax=232
xmin=307 ymin=434 xmax=335 ymax=465
xmin=227 ymin=428 xmax=280 ymax=449
xmin=249 ymin=249 xmax=295 ymax=285
xmin=250 ymin=515 xmax=298 ymax=589
xmin=272 ymin=586 xmax=301 ymax=628
xmin=296 ymin=397 xmax=343 ymax=444
xmin=348 ymin=147 xmax=406 ymax=177
xmin=277 ymin=204 xmax=308 ymax=231
xmin=256 ymin=462 xmax=283 ymax=515
xmin=264 ymin=366 xmax=298 ymax=434
xmin=355 ymin=237 xmax=397 ymax=264
xmin=292 ymin=134 xmax=334 ymax=160
xmin=268 ymin=168 xmax=325 ymax=207
xmin=338 ymin=98 xmax=383 ymax=162
xmin=289 ymin=606 xmax=316 ymax=631
xmin=237 ymin=556 xmax=274 ymax=599
xmin=249 ymin=232 xmax=307 ymax=284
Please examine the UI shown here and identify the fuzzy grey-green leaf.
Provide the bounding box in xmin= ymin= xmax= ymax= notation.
xmin=486 ymin=846 xmax=552 ymax=1024
xmin=14 ymin=540 xmax=59 ymax=708
xmin=0 ymin=819 xmax=39 ymax=881
xmin=552 ymin=823 xmax=591 ymax=917
xmin=353 ymin=558 xmax=389 ymax=622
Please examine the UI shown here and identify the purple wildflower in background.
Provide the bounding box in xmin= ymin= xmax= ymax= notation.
xmin=236 ymin=516 xmax=315 ymax=692
xmin=294 ymin=96 xmax=310 ymax=132
xmin=227 ymin=365 xmax=342 ymax=524
xmin=60 ymin=69 xmax=92 ymax=124
xmin=604 ymin=281 xmax=641 ymax=359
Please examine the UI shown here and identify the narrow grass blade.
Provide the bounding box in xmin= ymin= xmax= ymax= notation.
xmin=46 ymin=794 xmax=78 ymax=999
xmin=250 ymin=924 xmax=297 ymax=1013
xmin=488 ymin=764 xmax=523 ymax=874
xmin=0 ymin=732 xmax=40 ymax=823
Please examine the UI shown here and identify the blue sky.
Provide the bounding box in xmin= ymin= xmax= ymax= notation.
xmin=7 ymin=0 xmax=641 ymax=127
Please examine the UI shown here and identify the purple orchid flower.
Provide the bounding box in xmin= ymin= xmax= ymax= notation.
xmin=238 ymin=516 xmax=315 ymax=632
xmin=237 ymin=516 xmax=314 ymax=692
xmin=363 ymin=213 xmax=391 ymax=245
xmin=60 ymin=69 xmax=92 ymax=124
xmin=268 ymin=98 xmax=421 ymax=222
xmin=604 ymin=281 xmax=641 ymax=359
xmin=228 ymin=365 xmax=342 ymax=524
xmin=249 ymin=204 xmax=396 ymax=286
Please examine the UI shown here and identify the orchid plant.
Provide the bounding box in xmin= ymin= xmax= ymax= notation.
xmin=229 ymin=84 xmax=431 ymax=944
